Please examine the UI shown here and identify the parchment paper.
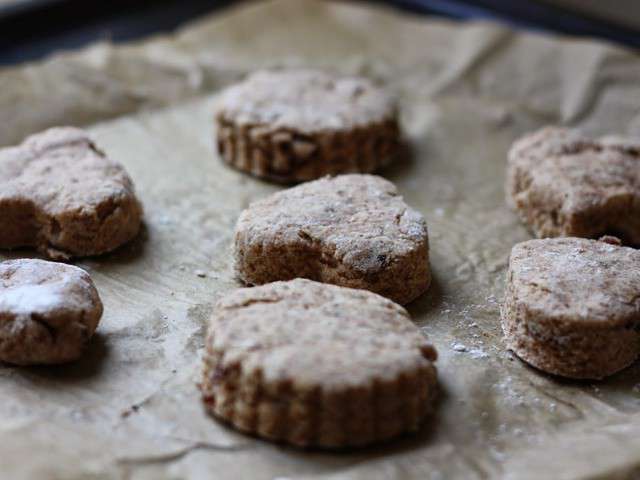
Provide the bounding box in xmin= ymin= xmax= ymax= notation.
xmin=2 ymin=1 xmax=640 ymax=479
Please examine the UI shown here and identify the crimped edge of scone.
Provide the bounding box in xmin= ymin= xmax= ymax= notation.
xmin=200 ymin=347 xmax=438 ymax=448
xmin=215 ymin=114 xmax=401 ymax=183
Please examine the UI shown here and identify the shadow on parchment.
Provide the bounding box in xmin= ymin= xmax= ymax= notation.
xmin=520 ymin=353 xmax=640 ymax=398
xmin=406 ymin=272 xmax=445 ymax=324
xmin=378 ymin=139 xmax=415 ymax=184
xmin=597 ymin=361 xmax=640 ymax=393
xmin=17 ymin=333 xmax=110 ymax=386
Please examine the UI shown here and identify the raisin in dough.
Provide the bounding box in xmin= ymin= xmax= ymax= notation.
xmin=233 ymin=174 xmax=430 ymax=305
xmin=201 ymin=278 xmax=438 ymax=448
xmin=215 ymin=69 xmax=401 ymax=182
xmin=0 ymin=259 xmax=102 ymax=365
xmin=501 ymin=237 xmax=640 ymax=379
xmin=0 ymin=127 xmax=143 ymax=259
xmin=507 ymin=126 xmax=640 ymax=244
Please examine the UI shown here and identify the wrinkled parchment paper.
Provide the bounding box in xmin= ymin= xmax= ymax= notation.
xmin=2 ymin=1 xmax=640 ymax=478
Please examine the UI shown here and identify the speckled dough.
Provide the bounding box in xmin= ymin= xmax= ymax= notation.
xmin=0 ymin=127 xmax=143 ymax=259
xmin=0 ymin=259 xmax=102 ymax=365
xmin=201 ymin=278 xmax=438 ymax=448
xmin=506 ymin=126 xmax=640 ymax=244
xmin=215 ymin=69 xmax=401 ymax=182
xmin=234 ymin=174 xmax=430 ymax=305
xmin=501 ymin=237 xmax=640 ymax=379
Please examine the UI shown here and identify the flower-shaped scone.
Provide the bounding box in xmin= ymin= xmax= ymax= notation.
xmin=233 ymin=174 xmax=430 ymax=305
xmin=502 ymin=237 xmax=640 ymax=379
xmin=0 ymin=127 xmax=143 ymax=259
xmin=0 ymin=259 xmax=103 ymax=365
xmin=201 ymin=279 xmax=438 ymax=448
xmin=215 ymin=69 xmax=401 ymax=182
xmin=506 ymin=126 xmax=640 ymax=244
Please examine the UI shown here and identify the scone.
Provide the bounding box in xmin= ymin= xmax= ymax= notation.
xmin=0 ymin=127 xmax=143 ymax=259
xmin=501 ymin=236 xmax=640 ymax=379
xmin=0 ymin=259 xmax=102 ymax=365
xmin=506 ymin=126 xmax=640 ymax=244
xmin=233 ymin=174 xmax=430 ymax=305
xmin=215 ymin=69 xmax=401 ymax=182
xmin=201 ymin=279 xmax=438 ymax=448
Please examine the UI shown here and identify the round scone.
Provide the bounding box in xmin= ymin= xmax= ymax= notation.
xmin=215 ymin=69 xmax=401 ymax=182
xmin=501 ymin=237 xmax=640 ymax=379
xmin=0 ymin=127 xmax=143 ymax=259
xmin=506 ymin=126 xmax=640 ymax=243
xmin=0 ymin=259 xmax=103 ymax=365
xmin=234 ymin=174 xmax=430 ymax=305
xmin=201 ymin=279 xmax=438 ymax=448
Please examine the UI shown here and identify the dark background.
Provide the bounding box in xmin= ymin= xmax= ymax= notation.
xmin=1 ymin=0 xmax=639 ymax=66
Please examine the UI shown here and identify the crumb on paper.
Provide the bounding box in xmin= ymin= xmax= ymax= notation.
xmin=451 ymin=342 xmax=490 ymax=359
xmin=452 ymin=343 xmax=467 ymax=352
xmin=469 ymin=348 xmax=489 ymax=359
xmin=120 ymin=404 xmax=140 ymax=418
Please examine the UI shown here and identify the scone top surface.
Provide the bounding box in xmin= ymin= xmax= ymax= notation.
xmin=238 ymin=174 xmax=426 ymax=271
xmin=0 ymin=258 xmax=102 ymax=365
xmin=209 ymin=279 xmax=437 ymax=389
xmin=508 ymin=237 xmax=640 ymax=326
xmin=507 ymin=126 xmax=640 ymax=242
xmin=234 ymin=174 xmax=430 ymax=304
xmin=216 ymin=69 xmax=397 ymax=133
xmin=0 ymin=127 xmax=142 ymax=258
